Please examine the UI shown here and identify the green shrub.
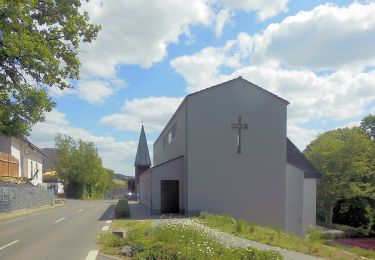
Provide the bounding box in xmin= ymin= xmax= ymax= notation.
xmin=306 ymin=227 xmax=324 ymax=243
xmin=326 ymin=223 xmax=374 ymax=238
xmin=114 ymin=199 xmax=130 ymax=218
xmin=235 ymin=219 xmax=246 ymax=233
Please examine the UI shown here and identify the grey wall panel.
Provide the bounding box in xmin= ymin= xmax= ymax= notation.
xmin=186 ymin=79 xmax=287 ymax=229
xmin=150 ymin=157 xmax=185 ymax=214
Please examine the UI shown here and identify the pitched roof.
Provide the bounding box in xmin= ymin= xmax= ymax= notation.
xmin=187 ymin=76 xmax=289 ymax=104
xmin=155 ymin=76 xmax=289 ymax=144
xmin=134 ymin=125 xmax=151 ymax=167
xmin=43 ymin=148 xmax=58 ymax=172
xmin=287 ymin=138 xmax=322 ymax=178
xmin=21 ymin=137 xmax=46 ymax=157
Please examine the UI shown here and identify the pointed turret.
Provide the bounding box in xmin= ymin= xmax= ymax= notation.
xmin=134 ymin=125 xmax=151 ymax=167
xmin=134 ymin=125 xmax=151 ymax=194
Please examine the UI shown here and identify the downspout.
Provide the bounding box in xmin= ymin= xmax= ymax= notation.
xmin=185 ymin=98 xmax=188 ymax=216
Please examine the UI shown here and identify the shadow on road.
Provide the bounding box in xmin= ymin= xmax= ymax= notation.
xmin=128 ymin=202 xmax=185 ymax=221
xmin=98 ymin=204 xmax=116 ymax=221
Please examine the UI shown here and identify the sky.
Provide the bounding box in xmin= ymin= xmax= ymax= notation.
xmin=29 ymin=0 xmax=375 ymax=176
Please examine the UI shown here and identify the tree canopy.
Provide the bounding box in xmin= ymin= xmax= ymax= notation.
xmin=360 ymin=114 xmax=375 ymax=140
xmin=0 ymin=0 xmax=100 ymax=137
xmin=304 ymin=126 xmax=375 ymax=229
xmin=54 ymin=134 xmax=113 ymax=199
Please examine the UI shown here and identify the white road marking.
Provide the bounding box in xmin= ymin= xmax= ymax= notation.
xmin=54 ymin=217 xmax=66 ymax=223
xmin=85 ymin=250 xmax=98 ymax=260
xmin=106 ymin=220 xmax=112 ymax=224
xmin=78 ymin=209 xmax=84 ymax=213
xmin=0 ymin=240 xmax=19 ymax=250
xmin=102 ymin=225 xmax=109 ymax=231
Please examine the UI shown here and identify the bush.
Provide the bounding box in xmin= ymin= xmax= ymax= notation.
xmin=306 ymin=227 xmax=324 ymax=243
xmin=114 ymin=199 xmax=130 ymax=218
xmin=323 ymin=223 xmax=375 ymax=238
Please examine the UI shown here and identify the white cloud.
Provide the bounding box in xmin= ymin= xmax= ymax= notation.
xmin=215 ymin=8 xmax=232 ymax=37
xmin=217 ymin=0 xmax=289 ymax=21
xmin=79 ymin=0 xmax=212 ymax=78
xmin=253 ymin=2 xmax=375 ymax=70
xmin=100 ymin=96 xmax=184 ymax=132
xmin=287 ymin=124 xmax=319 ymax=151
xmin=77 ymin=80 xmax=114 ymax=104
xmin=48 ymin=85 xmax=77 ymax=97
xmin=170 ymin=2 xmax=375 ymax=149
xmin=170 ymin=42 xmax=243 ymax=92
xmin=30 ymin=110 xmax=138 ymax=175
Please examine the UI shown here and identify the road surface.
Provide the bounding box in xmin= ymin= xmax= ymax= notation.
xmin=0 ymin=200 xmax=117 ymax=260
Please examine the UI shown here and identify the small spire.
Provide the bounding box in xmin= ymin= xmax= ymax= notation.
xmin=134 ymin=125 xmax=151 ymax=167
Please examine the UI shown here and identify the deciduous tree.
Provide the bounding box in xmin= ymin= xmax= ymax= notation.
xmin=304 ymin=127 xmax=375 ymax=226
xmin=0 ymin=0 xmax=100 ymax=137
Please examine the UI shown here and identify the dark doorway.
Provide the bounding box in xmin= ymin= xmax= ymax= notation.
xmin=161 ymin=180 xmax=179 ymax=213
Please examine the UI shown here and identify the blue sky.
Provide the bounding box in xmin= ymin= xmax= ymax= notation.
xmin=30 ymin=0 xmax=375 ymax=175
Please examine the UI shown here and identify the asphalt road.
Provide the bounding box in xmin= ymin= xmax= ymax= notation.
xmin=0 ymin=200 xmax=117 ymax=260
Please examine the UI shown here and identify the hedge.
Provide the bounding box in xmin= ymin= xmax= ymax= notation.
xmin=114 ymin=199 xmax=130 ymax=218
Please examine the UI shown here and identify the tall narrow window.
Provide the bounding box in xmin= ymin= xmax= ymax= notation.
xmin=163 ymin=122 xmax=177 ymax=148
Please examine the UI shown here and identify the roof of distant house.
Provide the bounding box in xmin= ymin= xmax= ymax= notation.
xmin=21 ymin=137 xmax=46 ymax=157
xmin=287 ymin=138 xmax=322 ymax=178
xmin=43 ymin=148 xmax=58 ymax=171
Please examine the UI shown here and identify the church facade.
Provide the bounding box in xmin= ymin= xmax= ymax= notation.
xmin=137 ymin=77 xmax=321 ymax=236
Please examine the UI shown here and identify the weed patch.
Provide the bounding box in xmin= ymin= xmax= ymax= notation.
xmin=99 ymin=219 xmax=282 ymax=259
xmin=194 ymin=213 xmax=375 ymax=260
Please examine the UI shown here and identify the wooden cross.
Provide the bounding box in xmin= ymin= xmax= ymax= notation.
xmin=231 ymin=116 xmax=248 ymax=153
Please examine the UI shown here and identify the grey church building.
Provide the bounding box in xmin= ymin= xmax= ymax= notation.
xmin=135 ymin=77 xmax=321 ymax=236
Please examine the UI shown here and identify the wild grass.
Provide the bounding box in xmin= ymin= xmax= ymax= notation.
xmin=194 ymin=213 xmax=374 ymax=260
xmin=100 ymin=219 xmax=282 ymax=259
xmin=98 ymin=232 xmax=126 ymax=255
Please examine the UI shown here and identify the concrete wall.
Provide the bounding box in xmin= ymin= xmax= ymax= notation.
xmin=303 ymin=178 xmax=316 ymax=232
xmin=285 ymin=163 xmax=304 ymax=236
xmin=186 ymin=79 xmax=288 ymax=229
xmin=0 ymin=136 xmax=11 ymax=154
xmin=150 ymin=156 xmax=185 ymax=214
xmin=153 ymin=101 xmax=187 ymax=166
xmin=27 ymin=151 xmax=44 ymax=184
xmin=10 ymin=138 xmax=22 ymax=177
xmin=139 ymin=169 xmax=151 ymax=207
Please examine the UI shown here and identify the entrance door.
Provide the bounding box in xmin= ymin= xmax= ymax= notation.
xmin=161 ymin=180 xmax=179 ymax=213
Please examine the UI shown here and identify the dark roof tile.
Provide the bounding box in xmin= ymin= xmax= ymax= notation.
xmin=287 ymin=138 xmax=322 ymax=178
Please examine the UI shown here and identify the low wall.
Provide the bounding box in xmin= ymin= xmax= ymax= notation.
xmin=0 ymin=182 xmax=55 ymax=212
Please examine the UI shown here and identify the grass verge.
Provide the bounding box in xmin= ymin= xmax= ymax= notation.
xmin=193 ymin=213 xmax=375 ymax=260
xmin=98 ymin=219 xmax=282 ymax=259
